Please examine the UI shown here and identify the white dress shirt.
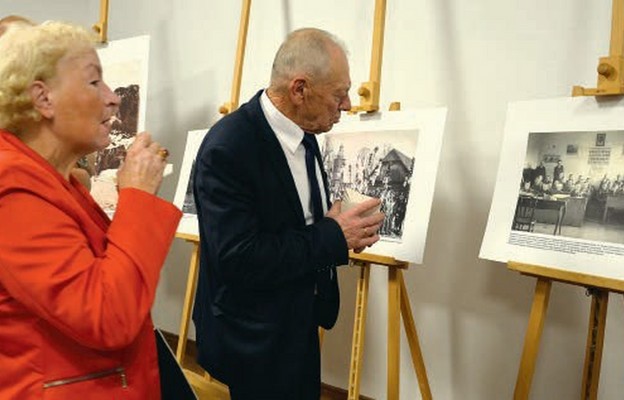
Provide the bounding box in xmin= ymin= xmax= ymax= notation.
xmin=259 ymin=90 xmax=329 ymax=226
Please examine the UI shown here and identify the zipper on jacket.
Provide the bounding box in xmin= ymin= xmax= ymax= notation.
xmin=43 ymin=367 xmax=127 ymax=389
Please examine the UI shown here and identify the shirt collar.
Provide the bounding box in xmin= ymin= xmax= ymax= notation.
xmin=260 ymin=90 xmax=304 ymax=154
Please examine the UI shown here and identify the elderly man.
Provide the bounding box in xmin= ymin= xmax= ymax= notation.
xmin=193 ymin=28 xmax=384 ymax=399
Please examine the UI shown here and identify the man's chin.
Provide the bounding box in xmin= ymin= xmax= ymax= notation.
xmin=307 ymin=122 xmax=339 ymax=134
xmin=321 ymin=121 xmax=340 ymax=133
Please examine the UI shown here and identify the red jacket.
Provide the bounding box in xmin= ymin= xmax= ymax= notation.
xmin=0 ymin=129 xmax=182 ymax=399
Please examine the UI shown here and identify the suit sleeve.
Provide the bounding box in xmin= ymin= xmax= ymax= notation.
xmin=195 ymin=142 xmax=348 ymax=290
xmin=0 ymin=187 xmax=181 ymax=350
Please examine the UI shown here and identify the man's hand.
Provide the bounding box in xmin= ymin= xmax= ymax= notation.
xmin=326 ymin=197 xmax=385 ymax=252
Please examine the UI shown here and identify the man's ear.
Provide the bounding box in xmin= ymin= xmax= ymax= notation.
xmin=288 ymin=76 xmax=307 ymax=106
xmin=29 ymin=81 xmax=54 ymax=119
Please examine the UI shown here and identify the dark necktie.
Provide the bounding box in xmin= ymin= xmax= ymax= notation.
xmin=302 ymin=133 xmax=339 ymax=329
xmin=302 ymin=133 xmax=324 ymax=222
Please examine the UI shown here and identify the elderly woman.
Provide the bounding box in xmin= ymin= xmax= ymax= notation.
xmin=0 ymin=15 xmax=95 ymax=189
xmin=0 ymin=22 xmax=181 ymax=399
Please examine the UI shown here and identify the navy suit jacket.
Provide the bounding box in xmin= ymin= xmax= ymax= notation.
xmin=192 ymin=90 xmax=348 ymax=392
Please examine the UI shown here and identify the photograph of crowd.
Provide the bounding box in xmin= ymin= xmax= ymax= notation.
xmin=513 ymin=130 xmax=624 ymax=245
xmin=320 ymin=130 xmax=417 ymax=241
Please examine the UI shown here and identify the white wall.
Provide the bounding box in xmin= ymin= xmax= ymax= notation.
xmin=3 ymin=1 xmax=624 ymax=399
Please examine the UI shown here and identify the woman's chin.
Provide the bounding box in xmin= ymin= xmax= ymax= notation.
xmin=92 ymin=138 xmax=111 ymax=153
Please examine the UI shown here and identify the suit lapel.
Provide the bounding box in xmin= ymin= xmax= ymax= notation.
xmin=246 ymin=91 xmax=306 ymax=225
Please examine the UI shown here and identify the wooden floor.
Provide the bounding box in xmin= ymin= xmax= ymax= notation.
xmin=162 ymin=331 xmax=373 ymax=400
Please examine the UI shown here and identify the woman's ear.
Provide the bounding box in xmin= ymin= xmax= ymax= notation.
xmin=29 ymin=81 xmax=54 ymax=119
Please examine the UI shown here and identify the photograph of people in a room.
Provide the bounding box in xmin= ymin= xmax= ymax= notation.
xmin=513 ymin=130 xmax=624 ymax=245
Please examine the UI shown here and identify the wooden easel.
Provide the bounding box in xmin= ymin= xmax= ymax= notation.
xmin=92 ymin=0 xmax=110 ymax=43
xmin=344 ymin=1 xmax=432 ymax=399
xmin=175 ymin=1 xmax=432 ymax=398
xmin=173 ymin=237 xmax=434 ymax=400
xmin=512 ymin=2 xmax=624 ymax=399
xmin=509 ymin=262 xmax=624 ymax=400
xmin=175 ymin=233 xmax=230 ymax=399
xmin=573 ymin=0 xmax=624 ymax=96
xmin=346 ymin=252 xmax=432 ymax=400
xmin=219 ymin=0 xmax=251 ymax=115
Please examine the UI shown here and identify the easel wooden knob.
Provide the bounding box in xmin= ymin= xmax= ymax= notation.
xmin=347 ymin=252 xmax=432 ymax=400
xmin=92 ymin=0 xmax=110 ymax=43
xmin=350 ymin=0 xmax=387 ymax=114
xmin=572 ymin=0 xmax=624 ymax=96
xmin=219 ymin=0 xmax=251 ymax=115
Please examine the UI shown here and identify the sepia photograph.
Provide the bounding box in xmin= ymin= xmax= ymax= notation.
xmin=89 ymin=36 xmax=150 ymax=214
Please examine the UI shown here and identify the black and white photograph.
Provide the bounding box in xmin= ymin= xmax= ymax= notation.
xmin=481 ymin=96 xmax=624 ymax=280
xmin=173 ymin=129 xmax=209 ymax=236
xmin=318 ymin=108 xmax=447 ymax=264
xmin=321 ymin=130 xmax=416 ymax=241
xmin=182 ymin=160 xmax=197 ymax=215
xmin=513 ymin=130 xmax=624 ymax=245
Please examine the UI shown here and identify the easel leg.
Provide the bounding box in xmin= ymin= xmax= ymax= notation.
xmin=347 ymin=264 xmax=371 ymax=400
xmin=388 ymin=267 xmax=400 ymax=400
xmin=399 ymin=272 xmax=432 ymax=400
xmin=581 ymin=289 xmax=609 ymax=400
xmin=514 ymin=278 xmax=552 ymax=400
xmin=175 ymin=241 xmax=201 ymax=364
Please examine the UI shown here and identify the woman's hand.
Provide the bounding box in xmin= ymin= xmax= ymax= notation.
xmin=116 ymin=132 xmax=168 ymax=195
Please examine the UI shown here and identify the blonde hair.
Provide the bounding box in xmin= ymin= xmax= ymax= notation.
xmin=0 ymin=21 xmax=96 ymax=133
xmin=269 ymin=28 xmax=348 ymax=91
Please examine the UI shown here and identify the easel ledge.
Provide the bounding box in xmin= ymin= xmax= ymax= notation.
xmin=92 ymin=0 xmax=109 ymax=43
xmin=176 ymin=232 xmax=199 ymax=242
xmin=508 ymin=261 xmax=624 ymax=293
xmin=349 ymin=250 xmax=409 ymax=269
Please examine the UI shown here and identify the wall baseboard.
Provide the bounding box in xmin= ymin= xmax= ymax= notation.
xmin=320 ymin=382 xmax=375 ymax=400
